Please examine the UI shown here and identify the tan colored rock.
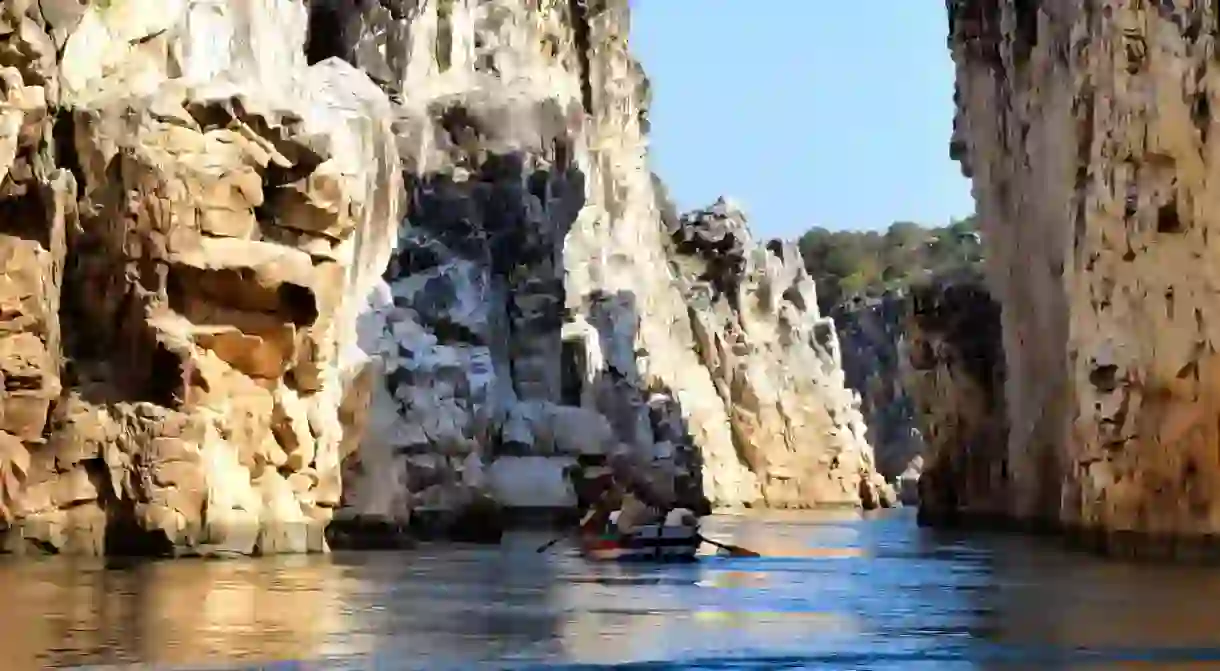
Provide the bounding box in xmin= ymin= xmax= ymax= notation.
xmin=273 ymin=385 xmax=317 ymax=471
xmin=0 ymin=0 xmax=401 ymax=556
xmin=0 ymin=0 xmax=895 ymax=553
xmin=0 ymin=236 xmax=58 ymax=340
xmin=948 ymin=0 xmax=1220 ymax=553
xmin=666 ymin=199 xmax=891 ymax=508
xmin=0 ymin=431 xmax=30 ymax=524
xmin=313 ymin=468 xmax=343 ymax=509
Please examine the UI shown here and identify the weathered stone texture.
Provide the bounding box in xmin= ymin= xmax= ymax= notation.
xmin=0 ymin=0 xmax=895 ymax=554
xmin=0 ymin=0 xmax=401 ymax=556
xmin=949 ymin=0 xmax=1220 ymax=550
xmin=669 ymin=199 xmax=893 ymax=508
xmin=906 ymin=277 xmax=1006 ymax=525
xmin=328 ymin=0 xmax=894 ymax=519
xmin=834 ymin=292 xmax=923 ymax=501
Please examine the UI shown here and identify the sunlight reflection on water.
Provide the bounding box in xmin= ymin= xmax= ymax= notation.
xmin=8 ymin=508 xmax=1220 ymax=669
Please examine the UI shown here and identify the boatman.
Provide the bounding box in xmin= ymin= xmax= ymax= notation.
xmin=606 ymin=449 xmax=676 ymax=534
xmin=568 ymin=458 xmax=622 ymax=534
xmin=570 ymin=449 xmax=697 ymax=535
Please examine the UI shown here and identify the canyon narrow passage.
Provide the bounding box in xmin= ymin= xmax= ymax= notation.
xmin=2 ymin=0 xmax=1220 ymax=667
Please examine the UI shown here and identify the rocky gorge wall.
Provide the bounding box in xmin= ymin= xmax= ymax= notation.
xmin=667 ymin=199 xmax=894 ymax=509
xmin=0 ymin=0 xmax=402 ymax=555
xmin=329 ymin=0 xmax=895 ymax=525
xmin=905 ymin=276 xmax=1006 ymax=526
xmin=948 ymin=0 xmax=1220 ymax=556
xmin=833 ymin=293 xmax=922 ymax=502
xmin=0 ymin=0 xmax=892 ymax=556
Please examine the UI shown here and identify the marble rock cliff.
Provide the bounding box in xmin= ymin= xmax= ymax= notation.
xmin=0 ymin=0 xmax=893 ymax=555
xmin=320 ymin=0 xmax=894 ymax=523
xmin=834 ymin=293 xmax=923 ymax=502
xmin=0 ymin=0 xmax=402 ymax=555
xmin=949 ymin=0 xmax=1220 ymax=553
xmin=667 ymin=199 xmax=893 ymax=509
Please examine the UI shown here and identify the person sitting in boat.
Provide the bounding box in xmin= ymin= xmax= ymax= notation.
xmin=571 ymin=448 xmax=698 ymax=536
xmin=612 ymin=488 xmax=665 ymax=534
xmin=612 ymin=492 xmax=698 ymax=534
xmin=577 ymin=487 xmax=617 ymax=533
xmin=572 ymin=462 xmax=624 ymax=535
xmin=673 ymin=472 xmax=713 ymax=517
xmin=602 ymin=449 xmax=670 ymax=531
xmin=570 ymin=466 xmax=663 ymax=536
xmin=567 ymin=459 xmax=611 ymax=510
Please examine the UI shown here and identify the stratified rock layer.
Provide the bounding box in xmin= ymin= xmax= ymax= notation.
xmin=950 ymin=0 xmax=1220 ymax=555
xmin=0 ymin=0 xmax=401 ymax=555
xmin=669 ymin=199 xmax=892 ymax=508
xmin=0 ymin=0 xmax=893 ymax=554
xmin=328 ymin=0 xmax=893 ymax=521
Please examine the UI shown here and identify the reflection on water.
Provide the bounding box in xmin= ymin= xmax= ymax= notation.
xmin=0 ymin=555 xmax=352 ymax=668
xmin=5 ymin=509 xmax=1220 ymax=669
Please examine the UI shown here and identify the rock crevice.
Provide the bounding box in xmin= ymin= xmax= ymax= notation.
xmin=0 ymin=0 xmax=893 ymax=555
xmin=329 ymin=0 xmax=895 ymax=527
xmin=0 ymin=0 xmax=402 ymax=556
xmin=834 ymin=292 xmax=923 ymax=503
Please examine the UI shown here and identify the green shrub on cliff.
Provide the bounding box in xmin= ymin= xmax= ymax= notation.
xmin=798 ymin=216 xmax=982 ymax=313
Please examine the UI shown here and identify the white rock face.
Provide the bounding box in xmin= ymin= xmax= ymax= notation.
xmin=668 ymin=199 xmax=893 ymax=508
xmin=322 ymin=0 xmax=894 ymax=517
xmin=0 ymin=0 xmax=896 ymax=555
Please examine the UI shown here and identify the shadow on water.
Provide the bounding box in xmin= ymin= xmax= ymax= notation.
xmin=6 ymin=510 xmax=1220 ymax=669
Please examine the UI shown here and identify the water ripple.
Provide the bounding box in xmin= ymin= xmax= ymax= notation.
xmin=14 ymin=508 xmax=1220 ymax=669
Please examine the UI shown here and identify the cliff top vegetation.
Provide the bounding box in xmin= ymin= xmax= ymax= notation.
xmin=798 ymin=216 xmax=982 ymax=313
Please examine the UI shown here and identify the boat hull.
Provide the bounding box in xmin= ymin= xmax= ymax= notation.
xmin=579 ymin=523 xmax=701 ymax=563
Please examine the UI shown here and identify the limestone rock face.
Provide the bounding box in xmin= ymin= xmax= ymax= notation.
xmin=669 ymin=199 xmax=893 ymax=508
xmin=905 ymin=278 xmax=1006 ymax=526
xmin=949 ymin=0 xmax=1220 ymax=549
xmin=0 ymin=0 xmax=895 ymax=554
xmin=834 ymin=292 xmax=923 ymax=494
xmin=0 ymin=0 xmax=401 ymax=555
xmin=324 ymin=0 xmax=893 ymax=516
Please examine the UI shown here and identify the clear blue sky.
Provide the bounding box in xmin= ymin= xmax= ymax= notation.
xmin=628 ymin=1 xmax=975 ymax=239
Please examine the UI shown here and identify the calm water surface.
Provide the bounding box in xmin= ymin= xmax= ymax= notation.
xmin=5 ymin=508 xmax=1220 ymax=670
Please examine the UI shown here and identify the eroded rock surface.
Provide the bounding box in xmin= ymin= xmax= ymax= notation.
xmin=669 ymin=199 xmax=893 ymax=508
xmin=834 ymin=292 xmax=922 ymax=501
xmin=948 ymin=0 xmax=1220 ymax=555
xmin=906 ymin=277 xmax=1006 ymax=526
xmin=0 ymin=0 xmax=401 ymax=555
xmin=327 ymin=0 xmax=894 ymax=522
xmin=0 ymin=0 xmax=894 ymax=554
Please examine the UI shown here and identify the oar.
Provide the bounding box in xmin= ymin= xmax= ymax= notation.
xmin=541 ymin=504 xmax=609 ymax=553
xmin=536 ymin=534 xmax=568 ymax=553
xmin=697 ymin=534 xmax=760 ymax=558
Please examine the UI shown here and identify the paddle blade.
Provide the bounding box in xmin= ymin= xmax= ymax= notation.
xmin=699 ymin=534 xmax=761 ymax=558
xmin=720 ymin=544 xmax=760 ymax=558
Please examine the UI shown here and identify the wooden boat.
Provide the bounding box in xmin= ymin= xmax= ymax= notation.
xmin=578 ymin=520 xmax=702 ymax=563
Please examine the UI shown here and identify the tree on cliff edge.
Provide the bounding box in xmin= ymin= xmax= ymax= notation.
xmin=798 ymin=215 xmax=981 ymax=313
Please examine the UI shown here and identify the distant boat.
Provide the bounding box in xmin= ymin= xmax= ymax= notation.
xmin=578 ymin=521 xmax=702 ymax=563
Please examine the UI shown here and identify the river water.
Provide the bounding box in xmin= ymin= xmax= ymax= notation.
xmin=5 ymin=508 xmax=1220 ymax=670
